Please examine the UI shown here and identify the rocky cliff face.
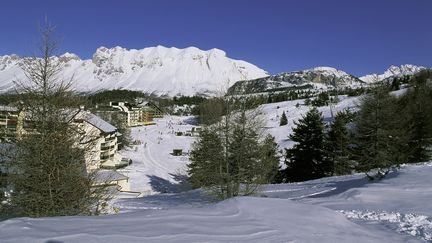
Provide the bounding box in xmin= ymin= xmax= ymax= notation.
xmin=228 ymin=67 xmax=364 ymax=95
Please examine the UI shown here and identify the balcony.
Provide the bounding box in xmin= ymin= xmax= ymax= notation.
xmin=100 ymin=152 xmax=113 ymax=160
xmin=101 ymin=143 xmax=116 ymax=151
xmin=105 ymin=136 xmax=116 ymax=141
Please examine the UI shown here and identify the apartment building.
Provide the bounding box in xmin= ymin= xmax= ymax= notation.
xmin=0 ymin=106 xmax=131 ymax=192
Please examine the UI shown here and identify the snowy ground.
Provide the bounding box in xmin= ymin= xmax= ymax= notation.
xmin=117 ymin=116 xmax=197 ymax=195
xmin=2 ymin=163 xmax=430 ymax=242
xmin=1 ymin=96 xmax=431 ymax=242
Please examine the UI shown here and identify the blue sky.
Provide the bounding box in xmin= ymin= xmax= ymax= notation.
xmin=1 ymin=0 xmax=431 ymax=76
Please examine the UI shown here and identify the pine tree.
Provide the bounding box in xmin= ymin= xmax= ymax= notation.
xmin=352 ymin=88 xmax=408 ymax=179
xmin=228 ymin=113 xmax=262 ymax=196
xmin=188 ymin=128 xmax=225 ymax=192
xmin=260 ymin=134 xmax=280 ymax=183
xmin=189 ymin=100 xmax=279 ymax=198
xmin=324 ymin=111 xmax=352 ymax=175
xmin=279 ymin=111 xmax=288 ymax=126
xmin=285 ymin=107 xmax=329 ymax=182
xmin=400 ymin=72 xmax=432 ymax=162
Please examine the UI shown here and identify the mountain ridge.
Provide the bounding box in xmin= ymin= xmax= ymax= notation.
xmin=228 ymin=64 xmax=428 ymax=95
xmin=359 ymin=64 xmax=426 ymax=83
xmin=0 ymin=47 xmax=427 ymax=96
xmin=0 ymin=45 xmax=268 ymax=96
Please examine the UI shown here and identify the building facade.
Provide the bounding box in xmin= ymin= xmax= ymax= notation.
xmin=0 ymin=107 xmax=131 ymax=192
xmin=105 ymin=101 xmax=163 ymax=127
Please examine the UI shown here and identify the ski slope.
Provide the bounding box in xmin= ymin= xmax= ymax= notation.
xmin=117 ymin=116 xmax=197 ymax=195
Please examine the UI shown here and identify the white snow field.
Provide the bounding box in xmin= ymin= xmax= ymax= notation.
xmin=1 ymin=97 xmax=431 ymax=242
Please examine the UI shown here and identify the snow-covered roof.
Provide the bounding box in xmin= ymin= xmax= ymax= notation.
xmin=80 ymin=112 xmax=117 ymax=133
xmin=95 ymin=170 xmax=128 ymax=183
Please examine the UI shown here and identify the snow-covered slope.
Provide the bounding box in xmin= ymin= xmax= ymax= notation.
xmin=1 ymin=162 xmax=430 ymax=242
xmin=261 ymin=95 xmax=360 ymax=150
xmin=0 ymin=46 xmax=268 ymax=96
xmin=228 ymin=66 xmax=364 ymax=95
xmin=4 ymin=194 xmax=423 ymax=243
xmin=360 ymin=64 xmax=425 ymax=83
xmin=2 ymin=94 xmax=432 ymax=242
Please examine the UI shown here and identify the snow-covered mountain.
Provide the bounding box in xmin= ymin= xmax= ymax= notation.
xmin=228 ymin=66 xmax=364 ymax=95
xmin=0 ymin=46 xmax=268 ymax=96
xmin=360 ymin=64 xmax=425 ymax=83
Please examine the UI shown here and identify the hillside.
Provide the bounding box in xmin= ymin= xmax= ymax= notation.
xmin=228 ymin=65 xmax=427 ymax=95
xmin=228 ymin=67 xmax=365 ymax=95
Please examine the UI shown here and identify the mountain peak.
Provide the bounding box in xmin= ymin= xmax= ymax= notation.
xmin=305 ymin=66 xmax=352 ymax=79
xmin=59 ymin=52 xmax=81 ymax=62
xmin=0 ymin=45 xmax=268 ymax=96
xmin=360 ymin=64 xmax=426 ymax=83
xmin=311 ymin=66 xmax=338 ymax=72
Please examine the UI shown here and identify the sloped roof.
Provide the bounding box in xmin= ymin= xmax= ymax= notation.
xmin=86 ymin=113 xmax=117 ymax=133
xmin=77 ymin=111 xmax=117 ymax=133
xmin=95 ymin=170 xmax=128 ymax=183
